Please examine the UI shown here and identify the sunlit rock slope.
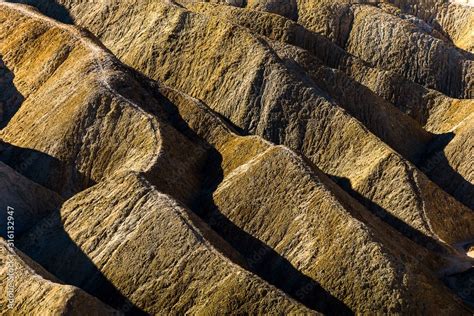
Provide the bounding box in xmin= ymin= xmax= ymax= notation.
xmin=0 ymin=0 xmax=473 ymax=314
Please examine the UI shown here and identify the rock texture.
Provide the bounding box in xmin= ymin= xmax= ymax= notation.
xmin=0 ymin=160 xmax=62 ymax=236
xmin=39 ymin=0 xmax=474 ymax=245
xmin=0 ymin=0 xmax=473 ymax=314
xmin=18 ymin=172 xmax=315 ymax=315
xmin=166 ymin=87 xmax=471 ymax=314
xmin=387 ymin=0 xmax=474 ymax=52
xmin=0 ymin=3 xmax=206 ymax=203
xmin=0 ymin=238 xmax=117 ymax=315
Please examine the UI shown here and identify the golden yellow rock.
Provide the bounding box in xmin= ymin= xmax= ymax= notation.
xmin=0 ymin=0 xmax=473 ymax=314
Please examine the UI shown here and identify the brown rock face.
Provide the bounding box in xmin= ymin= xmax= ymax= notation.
xmin=0 ymin=0 xmax=473 ymax=314
xmin=247 ymin=0 xmax=298 ymax=18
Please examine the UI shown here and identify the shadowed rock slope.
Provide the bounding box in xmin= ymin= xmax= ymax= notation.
xmin=184 ymin=1 xmax=474 ymax=210
xmin=163 ymin=86 xmax=472 ymax=314
xmin=182 ymin=2 xmax=472 ymax=133
xmin=0 ymin=160 xmax=62 ymax=236
xmin=0 ymin=238 xmax=117 ymax=315
xmin=39 ymin=0 xmax=474 ymax=246
xmin=18 ymin=172 xmax=316 ymax=315
xmin=290 ymin=0 xmax=473 ymax=98
xmin=0 ymin=0 xmax=473 ymax=314
xmin=0 ymin=3 xmax=314 ymax=315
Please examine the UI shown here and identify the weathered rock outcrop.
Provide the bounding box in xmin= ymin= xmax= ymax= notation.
xmin=210 ymin=0 xmax=474 ymax=98
xmin=0 ymin=0 xmax=473 ymax=314
xmin=40 ymin=0 xmax=474 ymax=247
xmin=0 ymin=238 xmax=116 ymax=315
xmin=386 ymin=0 xmax=474 ymax=52
xmin=18 ymin=172 xmax=314 ymax=314
xmin=0 ymin=160 xmax=62 ymax=236
xmin=0 ymin=3 xmax=313 ymax=314
xmin=0 ymin=3 xmax=206 ymax=202
xmin=344 ymin=4 xmax=473 ymax=99
xmin=193 ymin=2 xmax=473 ymax=130
xmin=163 ymin=86 xmax=472 ymax=314
xmin=421 ymin=114 xmax=474 ymax=209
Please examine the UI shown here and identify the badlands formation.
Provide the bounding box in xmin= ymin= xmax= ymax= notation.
xmin=0 ymin=0 xmax=473 ymax=314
